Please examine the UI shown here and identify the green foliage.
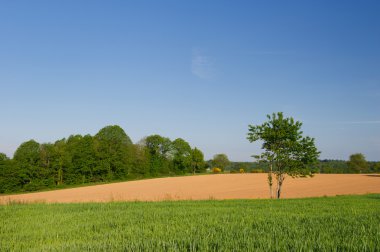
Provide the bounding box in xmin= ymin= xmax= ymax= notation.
xmin=0 ymin=195 xmax=379 ymax=251
xmin=1 ymin=126 xmax=205 ymax=193
xmin=230 ymin=160 xmax=377 ymax=174
xmin=95 ymin=125 xmax=132 ymax=146
xmin=54 ymin=139 xmax=71 ymax=185
xmin=248 ymin=112 xmax=320 ymax=198
xmin=191 ymin=148 xmax=205 ymax=174
xmin=348 ymin=153 xmax=368 ymax=173
xmin=144 ymin=135 xmax=173 ymax=175
xmin=0 ymin=160 xmax=23 ymax=193
xmin=228 ymin=161 xmax=266 ymax=172
xmin=0 ymin=153 xmax=8 ymax=162
xmin=318 ymin=159 xmax=349 ymax=173
xmin=251 ymin=169 xmax=264 ymax=173
xmin=172 ymin=138 xmax=192 ymax=173
xmin=129 ymin=144 xmax=150 ymax=177
xmin=212 ymin=154 xmax=230 ymax=171
xmin=95 ymin=126 xmax=133 ymax=180
xmin=13 ymin=140 xmax=43 ymax=186
xmin=144 ymin=135 xmax=172 ymax=157
xmin=372 ymin=162 xmax=380 ymax=173
xmin=13 ymin=140 xmax=40 ymax=165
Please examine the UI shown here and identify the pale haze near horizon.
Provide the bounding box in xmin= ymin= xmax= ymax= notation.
xmin=1 ymin=1 xmax=379 ymax=161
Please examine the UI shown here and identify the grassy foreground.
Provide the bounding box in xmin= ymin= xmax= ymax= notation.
xmin=1 ymin=195 xmax=379 ymax=251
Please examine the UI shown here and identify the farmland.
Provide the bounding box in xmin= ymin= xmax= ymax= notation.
xmin=1 ymin=168 xmax=379 ymax=252
xmin=1 ymin=174 xmax=379 ymax=204
xmin=1 ymin=194 xmax=379 ymax=251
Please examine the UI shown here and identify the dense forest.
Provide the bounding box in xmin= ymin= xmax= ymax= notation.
xmin=0 ymin=125 xmax=206 ymax=193
xmin=1 ymin=125 xmax=379 ymax=194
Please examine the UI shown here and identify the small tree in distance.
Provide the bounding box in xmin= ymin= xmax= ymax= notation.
xmin=348 ymin=153 xmax=368 ymax=173
xmin=247 ymin=112 xmax=320 ymax=199
xmin=212 ymin=154 xmax=230 ymax=171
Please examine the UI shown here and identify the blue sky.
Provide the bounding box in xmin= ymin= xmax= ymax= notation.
xmin=1 ymin=1 xmax=379 ymax=161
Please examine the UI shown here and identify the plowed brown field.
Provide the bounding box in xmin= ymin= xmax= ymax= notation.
xmin=1 ymin=174 xmax=379 ymax=204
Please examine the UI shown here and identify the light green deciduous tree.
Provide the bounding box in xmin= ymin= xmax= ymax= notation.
xmin=247 ymin=112 xmax=320 ymax=199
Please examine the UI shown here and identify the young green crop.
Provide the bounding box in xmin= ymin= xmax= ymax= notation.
xmin=1 ymin=195 xmax=379 ymax=251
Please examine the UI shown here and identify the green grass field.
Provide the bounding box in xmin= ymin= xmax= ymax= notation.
xmin=1 ymin=195 xmax=379 ymax=251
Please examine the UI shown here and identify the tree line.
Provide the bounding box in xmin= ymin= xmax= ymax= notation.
xmin=228 ymin=158 xmax=380 ymax=174
xmin=1 ymin=121 xmax=379 ymax=195
xmin=0 ymin=125 xmax=206 ymax=193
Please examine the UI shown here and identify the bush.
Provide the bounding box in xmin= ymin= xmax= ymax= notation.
xmin=212 ymin=167 xmax=222 ymax=173
xmin=251 ymin=169 xmax=264 ymax=173
xmin=239 ymin=168 xmax=245 ymax=173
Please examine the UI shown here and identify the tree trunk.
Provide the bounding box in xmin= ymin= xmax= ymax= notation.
xmin=276 ymin=174 xmax=285 ymax=199
xmin=268 ymin=163 xmax=273 ymax=199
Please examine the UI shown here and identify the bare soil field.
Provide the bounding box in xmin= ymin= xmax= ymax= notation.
xmin=1 ymin=174 xmax=379 ymax=204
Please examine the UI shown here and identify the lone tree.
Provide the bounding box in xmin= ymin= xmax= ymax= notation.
xmin=247 ymin=112 xmax=320 ymax=199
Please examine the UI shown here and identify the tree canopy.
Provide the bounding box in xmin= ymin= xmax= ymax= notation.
xmin=13 ymin=140 xmax=40 ymax=165
xmin=95 ymin=125 xmax=133 ymax=146
xmin=172 ymin=138 xmax=192 ymax=173
xmin=348 ymin=153 xmax=368 ymax=173
xmin=0 ymin=153 xmax=8 ymax=162
xmin=212 ymin=154 xmax=230 ymax=171
xmin=191 ymin=148 xmax=205 ymax=174
xmin=247 ymin=112 xmax=320 ymax=198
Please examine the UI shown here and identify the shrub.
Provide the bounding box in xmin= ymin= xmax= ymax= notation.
xmin=239 ymin=168 xmax=245 ymax=173
xmin=251 ymin=169 xmax=264 ymax=173
xmin=212 ymin=167 xmax=222 ymax=173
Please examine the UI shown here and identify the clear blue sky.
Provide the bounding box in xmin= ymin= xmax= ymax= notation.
xmin=1 ymin=1 xmax=379 ymax=161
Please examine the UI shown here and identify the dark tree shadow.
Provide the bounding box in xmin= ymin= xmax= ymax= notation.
xmin=364 ymin=174 xmax=380 ymax=177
